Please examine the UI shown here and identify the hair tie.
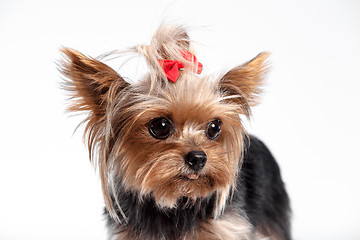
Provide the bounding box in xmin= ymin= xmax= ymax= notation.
xmin=158 ymin=50 xmax=203 ymax=83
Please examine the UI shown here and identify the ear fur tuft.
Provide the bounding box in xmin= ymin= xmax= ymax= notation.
xmin=219 ymin=52 xmax=270 ymax=115
xmin=60 ymin=48 xmax=127 ymax=117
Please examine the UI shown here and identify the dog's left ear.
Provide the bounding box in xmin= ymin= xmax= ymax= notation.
xmin=219 ymin=52 xmax=270 ymax=114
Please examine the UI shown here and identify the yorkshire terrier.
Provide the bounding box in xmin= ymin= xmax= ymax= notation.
xmin=60 ymin=25 xmax=291 ymax=240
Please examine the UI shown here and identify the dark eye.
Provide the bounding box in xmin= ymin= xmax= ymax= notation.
xmin=206 ymin=119 xmax=222 ymax=140
xmin=149 ymin=117 xmax=174 ymax=139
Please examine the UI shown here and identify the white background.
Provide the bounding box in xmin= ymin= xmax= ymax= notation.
xmin=1 ymin=0 xmax=360 ymax=239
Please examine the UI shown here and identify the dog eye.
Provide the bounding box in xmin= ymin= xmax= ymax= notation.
xmin=206 ymin=119 xmax=222 ymax=140
xmin=149 ymin=117 xmax=174 ymax=139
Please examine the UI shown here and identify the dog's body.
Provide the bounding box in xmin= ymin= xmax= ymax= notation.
xmin=60 ymin=24 xmax=291 ymax=240
xmin=105 ymin=135 xmax=290 ymax=240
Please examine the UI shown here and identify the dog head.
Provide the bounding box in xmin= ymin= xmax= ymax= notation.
xmin=60 ymin=24 xmax=269 ymax=221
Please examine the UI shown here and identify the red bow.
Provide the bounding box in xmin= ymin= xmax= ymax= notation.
xmin=158 ymin=50 xmax=203 ymax=83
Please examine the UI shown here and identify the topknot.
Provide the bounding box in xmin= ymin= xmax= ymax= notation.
xmin=134 ymin=24 xmax=197 ymax=91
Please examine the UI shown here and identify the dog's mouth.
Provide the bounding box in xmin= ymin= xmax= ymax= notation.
xmin=186 ymin=173 xmax=200 ymax=180
xmin=178 ymin=172 xmax=212 ymax=183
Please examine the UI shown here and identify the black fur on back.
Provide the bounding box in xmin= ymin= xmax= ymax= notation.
xmin=238 ymin=135 xmax=291 ymax=239
xmin=105 ymin=135 xmax=291 ymax=240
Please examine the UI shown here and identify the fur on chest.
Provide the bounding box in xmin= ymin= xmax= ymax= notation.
xmin=109 ymin=211 xmax=253 ymax=240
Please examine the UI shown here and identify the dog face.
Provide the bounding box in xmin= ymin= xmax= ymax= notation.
xmin=106 ymin=73 xmax=245 ymax=209
xmin=60 ymin=25 xmax=269 ymax=220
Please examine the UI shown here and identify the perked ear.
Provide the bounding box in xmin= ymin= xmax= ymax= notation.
xmin=60 ymin=48 xmax=128 ymax=117
xmin=219 ymin=52 xmax=270 ymax=115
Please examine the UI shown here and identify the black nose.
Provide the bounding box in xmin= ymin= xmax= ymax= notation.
xmin=185 ymin=151 xmax=207 ymax=171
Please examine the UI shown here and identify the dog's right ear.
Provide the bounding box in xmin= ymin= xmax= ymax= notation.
xmin=60 ymin=48 xmax=128 ymax=117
